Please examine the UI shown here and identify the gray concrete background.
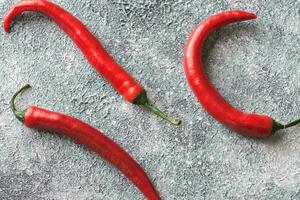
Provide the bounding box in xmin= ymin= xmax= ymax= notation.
xmin=0 ymin=0 xmax=299 ymax=199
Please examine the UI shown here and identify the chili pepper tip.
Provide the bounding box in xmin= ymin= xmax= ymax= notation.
xmin=11 ymin=84 xmax=31 ymax=123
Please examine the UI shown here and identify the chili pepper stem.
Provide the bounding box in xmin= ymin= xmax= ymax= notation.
xmin=133 ymin=90 xmax=181 ymax=125
xmin=284 ymin=118 xmax=300 ymax=128
xmin=11 ymin=84 xmax=31 ymax=123
xmin=144 ymin=103 xmax=181 ymax=125
xmin=272 ymin=118 xmax=300 ymax=133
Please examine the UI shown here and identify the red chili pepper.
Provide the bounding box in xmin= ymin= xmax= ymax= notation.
xmin=4 ymin=0 xmax=181 ymax=126
xmin=184 ymin=10 xmax=299 ymax=137
xmin=11 ymin=84 xmax=160 ymax=200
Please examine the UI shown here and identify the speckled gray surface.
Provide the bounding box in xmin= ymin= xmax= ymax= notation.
xmin=0 ymin=0 xmax=299 ymax=199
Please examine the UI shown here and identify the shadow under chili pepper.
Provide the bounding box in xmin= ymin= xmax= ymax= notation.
xmin=263 ymin=128 xmax=300 ymax=145
xmin=233 ymin=129 xmax=286 ymax=145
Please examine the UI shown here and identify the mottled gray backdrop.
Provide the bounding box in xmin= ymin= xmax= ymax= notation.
xmin=0 ymin=0 xmax=299 ymax=199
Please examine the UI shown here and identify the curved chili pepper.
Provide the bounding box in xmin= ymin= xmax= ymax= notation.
xmin=184 ymin=10 xmax=300 ymax=137
xmin=11 ymin=84 xmax=160 ymax=200
xmin=4 ymin=0 xmax=181 ymax=126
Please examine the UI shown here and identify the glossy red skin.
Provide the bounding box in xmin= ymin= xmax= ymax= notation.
xmin=4 ymin=0 xmax=143 ymax=102
xmin=24 ymin=106 xmax=160 ymax=200
xmin=184 ymin=10 xmax=273 ymax=137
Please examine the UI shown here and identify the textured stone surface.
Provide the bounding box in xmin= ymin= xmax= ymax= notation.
xmin=0 ymin=0 xmax=299 ymax=199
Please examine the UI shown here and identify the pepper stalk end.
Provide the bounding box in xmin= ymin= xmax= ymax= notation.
xmin=272 ymin=118 xmax=300 ymax=134
xmin=133 ymin=90 xmax=182 ymax=126
xmin=11 ymin=84 xmax=31 ymax=123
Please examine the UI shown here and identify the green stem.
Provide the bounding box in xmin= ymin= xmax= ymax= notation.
xmin=133 ymin=90 xmax=181 ymax=126
xmin=144 ymin=102 xmax=181 ymax=125
xmin=284 ymin=118 xmax=300 ymax=129
xmin=272 ymin=118 xmax=300 ymax=133
xmin=10 ymin=84 xmax=31 ymax=123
